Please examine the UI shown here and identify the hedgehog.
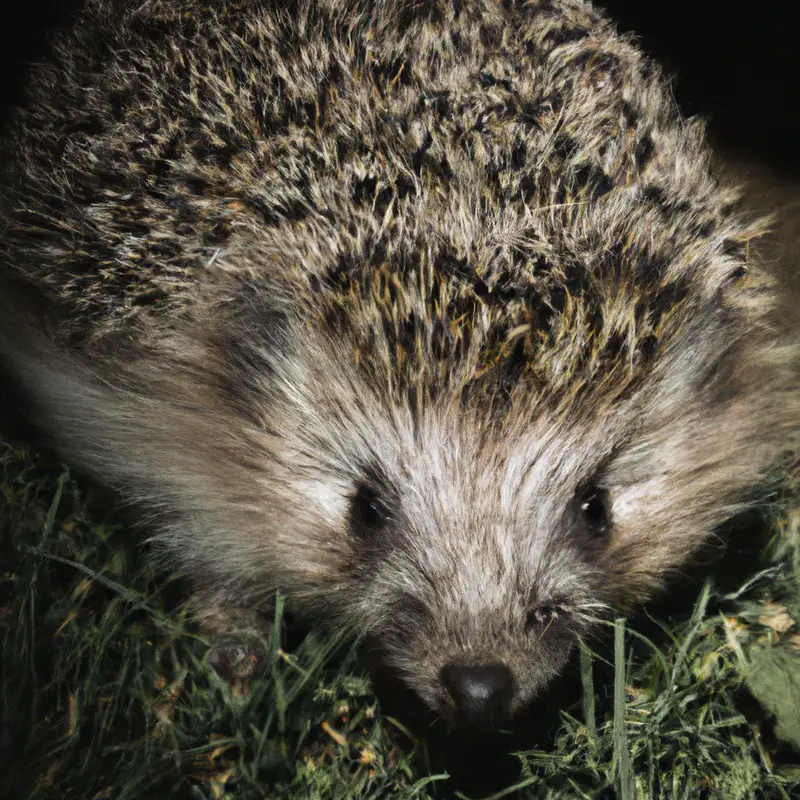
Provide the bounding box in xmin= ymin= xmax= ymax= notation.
xmin=0 ymin=0 xmax=797 ymax=732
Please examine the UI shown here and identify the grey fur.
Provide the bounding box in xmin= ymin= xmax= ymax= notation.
xmin=0 ymin=0 xmax=797 ymax=721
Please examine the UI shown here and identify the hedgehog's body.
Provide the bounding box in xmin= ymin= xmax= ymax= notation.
xmin=0 ymin=0 xmax=797 ymax=726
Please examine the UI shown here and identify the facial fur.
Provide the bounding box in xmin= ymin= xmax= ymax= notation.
xmin=0 ymin=0 xmax=797 ymax=723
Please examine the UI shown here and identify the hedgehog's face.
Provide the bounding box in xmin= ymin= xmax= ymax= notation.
xmin=279 ymin=387 xmax=777 ymax=728
xmin=340 ymin=415 xmax=616 ymax=728
xmin=275 ymin=387 xmax=629 ymax=728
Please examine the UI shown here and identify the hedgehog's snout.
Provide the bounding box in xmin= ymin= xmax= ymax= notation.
xmin=440 ymin=662 xmax=515 ymax=731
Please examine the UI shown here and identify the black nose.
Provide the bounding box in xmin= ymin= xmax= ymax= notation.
xmin=440 ymin=663 xmax=514 ymax=727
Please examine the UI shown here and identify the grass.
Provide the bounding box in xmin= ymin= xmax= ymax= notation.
xmin=1 ymin=440 xmax=799 ymax=799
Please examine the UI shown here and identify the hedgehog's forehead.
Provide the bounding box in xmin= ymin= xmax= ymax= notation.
xmin=316 ymin=387 xmax=601 ymax=516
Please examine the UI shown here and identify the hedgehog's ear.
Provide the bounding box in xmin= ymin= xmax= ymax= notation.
xmin=207 ymin=276 xmax=296 ymax=390
xmin=205 ymin=234 xmax=304 ymax=355
xmin=706 ymin=215 xmax=777 ymax=304
xmin=190 ymin=236 xmax=306 ymax=416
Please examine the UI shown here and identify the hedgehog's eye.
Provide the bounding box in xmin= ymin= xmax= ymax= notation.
xmin=351 ymin=484 xmax=389 ymax=533
xmin=576 ymin=483 xmax=611 ymax=538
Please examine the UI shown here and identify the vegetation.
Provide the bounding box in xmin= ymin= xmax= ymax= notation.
xmin=1 ymin=442 xmax=798 ymax=799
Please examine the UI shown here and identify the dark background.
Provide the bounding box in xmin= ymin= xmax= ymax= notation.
xmin=0 ymin=1 xmax=797 ymax=175
xmin=602 ymin=2 xmax=800 ymax=176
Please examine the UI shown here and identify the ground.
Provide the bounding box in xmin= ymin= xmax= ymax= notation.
xmin=1 ymin=441 xmax=799 ymax=799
